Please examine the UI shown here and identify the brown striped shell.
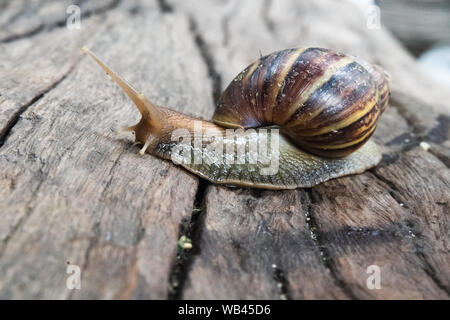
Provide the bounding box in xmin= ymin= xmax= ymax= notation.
xmin=213 ymin=47 xmax=390 ymax=158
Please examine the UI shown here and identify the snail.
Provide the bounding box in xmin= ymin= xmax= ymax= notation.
xmin=81 ymin=46 xmax=390 ymax=189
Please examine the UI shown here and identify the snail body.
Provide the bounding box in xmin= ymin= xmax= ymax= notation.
xmin=82 ymin=47 xmax=390 ymax=189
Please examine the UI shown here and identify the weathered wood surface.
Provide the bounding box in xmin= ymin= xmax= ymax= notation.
xmin=0 ymin=0 xmax=448 ymax=299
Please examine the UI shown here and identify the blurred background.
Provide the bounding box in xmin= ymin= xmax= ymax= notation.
xmin=1 ymin=0 xmax=449 ymax=91
xmin=354 ymin=0 xmax=450 ymax=88
xmin=2 ymin=0 xmax=450 ymax=85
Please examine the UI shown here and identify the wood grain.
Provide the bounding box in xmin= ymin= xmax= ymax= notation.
xmin=0 ymin=0 xmax=211 ymax=299
xmin=171 ymin=0 xmax=450 ymax=299
xmin=0 ymin=0 xmax=448 ymax=299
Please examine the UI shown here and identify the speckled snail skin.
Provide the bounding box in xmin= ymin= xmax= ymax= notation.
xmin=82 ymin=47 xmax=390 ymax=189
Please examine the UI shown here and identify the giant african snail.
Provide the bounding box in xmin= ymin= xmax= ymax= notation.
xmin=81 ymin=47 xmax=390 ymax=190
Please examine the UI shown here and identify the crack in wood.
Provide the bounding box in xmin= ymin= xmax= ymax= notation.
xmin=188 ymin=17 xmax=223 ymax=105
xmin=379 ymin=134 xmax=449 ymax=170
xmin=0 ymin=37 xmax=91 ymax=260
xmin=0 ymin=1 xmax=118 ymax=152
xmin=300 ymin=188 xmax=358 ymax=299
xmin=0 ymin=0 xmax=84 ymax=40
xmin=427 ymin=115 xmax=450 ymax=144
xmin=390 ymin=93 xmax=449 ymax=144
xmin=0 ymin=0 xmax=121 ymax=43
xmin=100 ymin=145 xmax=130 ymax=198
xmin=157 ymin=0 xmax=174 ymax=13
xmin=379 ymin=96 xmax=449 ymax=169
xmin=426 ymin=115 xmax=450 ymax=168
xmin=167 ymin=179 xmax=208 ymax=299
xmin=271 ymin=263 xmax=291 ymax=300
xmin=378 ymin=132 xmax=419 ymax=167
xmin=1 ymin=24 xmax=45 ymax=43
xmin=0 ymin=64 xmax=76 ymax=149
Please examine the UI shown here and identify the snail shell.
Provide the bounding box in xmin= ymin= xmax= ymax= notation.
xmin=82 ymin=47 xmax=390 ymax=189
xmin=214 ymin=47 xmax=390 ymax=158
